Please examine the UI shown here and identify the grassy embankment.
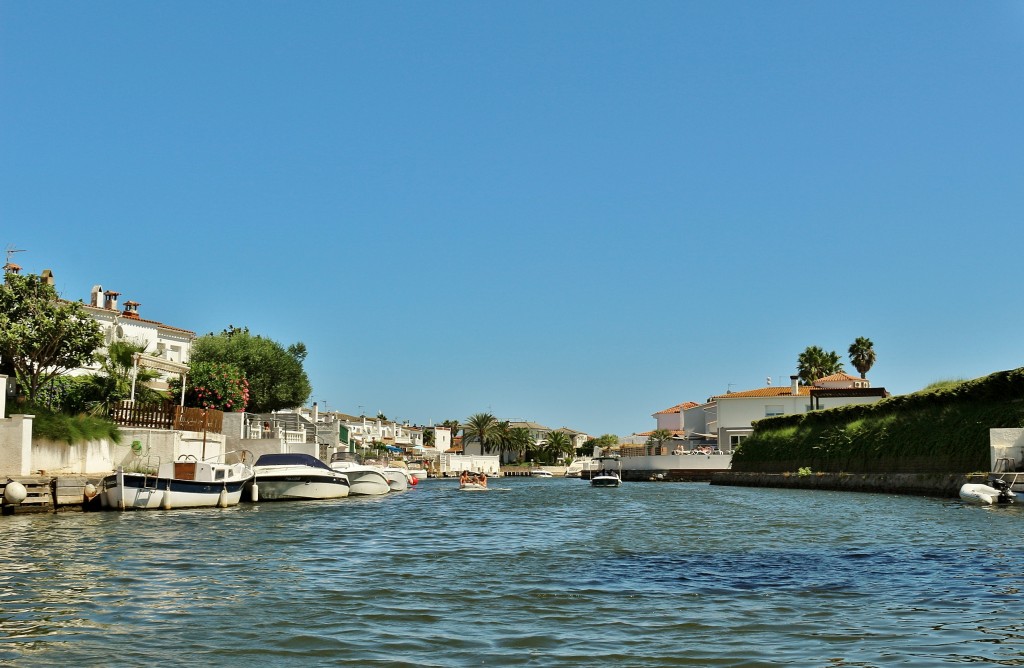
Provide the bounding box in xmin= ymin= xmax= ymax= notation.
xmin=731 ymin=368 xmax=1024 ymax=474
xmin=7 ymin=404 xmax=121 ymax=445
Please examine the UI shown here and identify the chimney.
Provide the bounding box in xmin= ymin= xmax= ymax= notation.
xmin=103 ymin=290 xmax=120 ymax=311
xmin=313 ymin=402 xmax=319 ymax=423
xmin=790 ymin=375 xmax=799 ymax=395
xmin=3 ymin=262 xmax=21 ymax=275
xmin=91 ymin=285 xmax=103 ymax=307
xmin=122 ymin=301 xmax=141 ymax=319
xmin=40 ymin=269 xmax=54 ymax=286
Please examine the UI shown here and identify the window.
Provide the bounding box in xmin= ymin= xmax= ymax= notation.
xmin=730 ymin=434 xmax=747 ymax=448
xmin=765 ymin=405 xmax=784 ymax=417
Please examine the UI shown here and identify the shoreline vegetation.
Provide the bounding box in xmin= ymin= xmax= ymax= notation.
xmin=732 ymin=367 xmax=1024 ymax=475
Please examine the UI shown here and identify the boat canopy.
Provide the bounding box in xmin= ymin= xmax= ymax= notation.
xmin=254 ymin=453 xmax=333 ymax=471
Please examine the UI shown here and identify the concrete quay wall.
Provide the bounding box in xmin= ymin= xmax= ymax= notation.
xmin=710 ymin=471 xmax=990 ymax=498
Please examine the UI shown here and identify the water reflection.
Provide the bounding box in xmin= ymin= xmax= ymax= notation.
xmin=1 ymin=480 xmax=1024 ymax=665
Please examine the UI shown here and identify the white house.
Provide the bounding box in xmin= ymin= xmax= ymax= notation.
xmin=652 ymin=401 xmax=697 ymax=432
xmin=76 ymin=283 xmax=195 ymax=388
xmin=3 ymin=264 xmax=195 ymax=395
xmin=712 ymin=374 xmax=888 ymax=452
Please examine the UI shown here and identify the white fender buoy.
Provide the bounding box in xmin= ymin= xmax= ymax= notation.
xmin=161 ymin=483 xmax=172 ymax=510
xmin=83 ymin=483 xmax=98 ymax=500
xmin=217 ymin=487 xmax=228 ymax=508
xmin=250 ymin=483 xmax=259 ymax=502
xmin=3 ymin=480 xmax=28 ymax=505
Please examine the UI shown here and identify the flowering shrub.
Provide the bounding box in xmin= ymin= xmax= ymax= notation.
xmin=170 ymin=361 xmax=249 ymax=412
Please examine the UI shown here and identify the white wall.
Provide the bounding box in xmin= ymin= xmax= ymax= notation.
xmin=991 ymin=428 xmax=1024 ymax=471
xmin=655 ymin=411 xmax=682 ymax=431
xmin=716 ymin=395 xmax=811 ymax=436
xmin=0 ymin=414 xmax=34 ymax=476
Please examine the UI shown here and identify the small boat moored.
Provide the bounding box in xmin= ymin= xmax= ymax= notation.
xmin=102 ymin=455 xmax=254 ymax=510
xmin=329 ymin=451 xmax=391 ymax=496
xmin=251 ymin=453 xmax=351 ymax=501
xmin=530 ymin=468 xmax=554 ymax=478
xmin=960 ymin=478 xmax=1016 ymax=505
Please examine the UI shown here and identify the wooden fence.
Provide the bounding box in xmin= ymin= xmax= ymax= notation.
xmin=110 ymin=402 xmax=224 ymax=434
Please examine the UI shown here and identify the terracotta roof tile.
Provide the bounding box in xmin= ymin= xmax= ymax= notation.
xmin=654 ymin=401 xmax=699 ymax=415
xmin=816 ymin=372 xmax=861 ymax=383
xmin=712 ymin=386 xmax=812 ymax=399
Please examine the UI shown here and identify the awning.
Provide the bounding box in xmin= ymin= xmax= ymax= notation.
xmin=385 ymin=445 xmax=403 ymax=453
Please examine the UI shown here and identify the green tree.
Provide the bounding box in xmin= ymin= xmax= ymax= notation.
xmin=0 ymin=272 xmax=103 ymax=403
xmin=462 ymin=412 xmax=498 ymax=455
xmin=84 ymin=340 xmax=164 ymax=416
xmin=542 ymin=431 xmax=573 ymax=464
xmin=848 ymin=336 xmax=877 ymax=379
xmin=647 ymin=429 xmax=673 ymax=453
xmin=585 ymin=434 xmax=619 ymax=455
xmin=797 ymin=345 xmax=844 ymax=385
xmin=189 ymin=327 xmax=311 ymax=412
xmin=170 ymin=361 xmax=249 ymax=412
xmin=508 ymin=427 xmax=534 ymax=461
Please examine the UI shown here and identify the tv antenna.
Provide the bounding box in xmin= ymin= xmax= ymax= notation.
xmin=5 ymin=245 xmax=26 ymax=266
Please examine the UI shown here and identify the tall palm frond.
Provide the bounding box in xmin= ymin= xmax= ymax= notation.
xmin=462 ymin=412 xmax=498 ymax=455
xmin=848 ymin=337 xmax=877 ymax=379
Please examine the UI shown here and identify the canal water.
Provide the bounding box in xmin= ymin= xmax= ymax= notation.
xmin=2 ymin=477 xmax=1024 ymax=666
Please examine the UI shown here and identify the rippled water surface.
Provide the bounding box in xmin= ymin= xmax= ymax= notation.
xmin=2 ymin=478 xmax=1024 ymax=666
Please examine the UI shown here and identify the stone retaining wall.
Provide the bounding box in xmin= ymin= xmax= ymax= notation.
xmin=710 ymin=471 xmax=990 ymax=498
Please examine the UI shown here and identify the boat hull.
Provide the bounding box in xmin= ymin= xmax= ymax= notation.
xmin=102 ymin=472 xmax=249 ymax=510
xmin=255 ymin=475 xmax=350 ymax=501
xmin=382 ymin=469 xmax=410 ymax=492
xmin=959 ymin=483 xmax=1014 ymax=505
xmin=338 ymin=469 xmax=391 ymax=496
xmin=591 ymin=476 xmax=621 ymax=488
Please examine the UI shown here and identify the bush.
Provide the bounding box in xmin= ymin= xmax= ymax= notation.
xmin=29 ymin=405 xmax=121 ymax=445
xmin=733 ymin=367 xmax=1024 ymax=474
xmin=169 ymin=361 xmax=249 ymax=411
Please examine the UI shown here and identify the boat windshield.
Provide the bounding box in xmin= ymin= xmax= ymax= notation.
xmin=255 ymin=453 xmax=333 ymax=471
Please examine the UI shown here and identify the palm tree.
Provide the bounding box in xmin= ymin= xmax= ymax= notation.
xmin=86 ymin=341 xmax=163 ymax=416
xmin=509 ymin=427 xmax=534 ymax=462
xmin=796 ymin=345 xmax=844 ymax=385
xmin=543 ymin=431 xmax=572 ymax=464
xmin=491 ymin=420 xmax=518 ymax=461
xmin=462 ymin=412 xmax=498 ymax=455
xmin=848 ymin=337 xmax=876 ymax=379
xmin=647 ymin=429 xmax=673 ymax=453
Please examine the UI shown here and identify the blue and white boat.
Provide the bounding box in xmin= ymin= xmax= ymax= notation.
xmin=102 ymin=456 xmax=253 ymax=510
xmin=252 ymin=453 xmax=351 ymax=501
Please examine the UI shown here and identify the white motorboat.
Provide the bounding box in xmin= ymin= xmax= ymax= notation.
xmin=329 ymin=452 xmax=391 ymax=496
xmin=382 ymin=466 xmax=412 ymax=492
xmin=251 ymin=453 xmax=350 ymax=501
xmin=960 ymin=478 xmax=1015 ymax=505
xmin=563 ymin=458 xmax=592 ymax=478
xmin=101 ymin=456 xmax=254 ymax=510
xmin=406 ymin=462 xmax=429 ymax=482
xmin=530 ymin=468 xmax=554 ymax=478
xmin=590 ymin=456 xmax=622 ymax=488
xmin=459 ymin=481 xmax=489 ymax=491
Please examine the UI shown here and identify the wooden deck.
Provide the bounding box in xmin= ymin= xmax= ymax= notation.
xmin=1 ymin=476 xmax=102 ymax=514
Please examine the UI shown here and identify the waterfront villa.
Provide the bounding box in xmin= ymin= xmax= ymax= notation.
xmin=702 ymin=374 xmax=889 ymax=452
xmin=7 ymin=265 xmax=197 ymax=392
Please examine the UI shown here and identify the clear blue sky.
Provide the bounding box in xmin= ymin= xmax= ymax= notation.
xmin=3 ymin=2 xmax=1023 ymax=437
